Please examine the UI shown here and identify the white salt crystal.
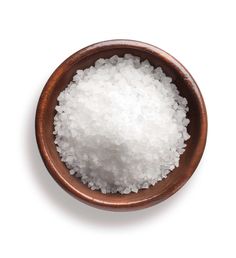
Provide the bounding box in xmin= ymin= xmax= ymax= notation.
xmin=53 ymin=54 xmax=190 ymax=194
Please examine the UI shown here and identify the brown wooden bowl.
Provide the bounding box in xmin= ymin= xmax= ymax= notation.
xmin=35 ymin=40 xmax=207 ymax=211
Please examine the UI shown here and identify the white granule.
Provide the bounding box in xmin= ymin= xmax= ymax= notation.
xmin=53 ymin=54 xmax=190 ymax=194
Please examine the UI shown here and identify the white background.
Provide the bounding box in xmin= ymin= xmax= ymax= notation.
xmin=0 ymin=0 xmax=235 ymax=257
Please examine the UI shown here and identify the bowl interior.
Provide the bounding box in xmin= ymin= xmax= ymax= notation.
xmin=37 ymin=41 xmax=207 ymax=210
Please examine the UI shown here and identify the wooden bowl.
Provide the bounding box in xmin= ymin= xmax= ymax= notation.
xmin=35 ymin=40 xmax=207 ymax=211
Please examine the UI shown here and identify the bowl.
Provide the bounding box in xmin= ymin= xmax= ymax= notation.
xmin=35 ymin=39 xmax=207 ymax=211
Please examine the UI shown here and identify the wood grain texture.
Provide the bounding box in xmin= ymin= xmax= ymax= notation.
xmin=35 ymin=40 xmax=207 ymax=211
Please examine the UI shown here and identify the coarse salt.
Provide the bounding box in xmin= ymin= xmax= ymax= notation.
xmin=53 ymin=54 xmax=190 ymax=194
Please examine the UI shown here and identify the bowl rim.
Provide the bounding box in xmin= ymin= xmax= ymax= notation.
xmin=35 ymin=39 xmax=208 ymax=211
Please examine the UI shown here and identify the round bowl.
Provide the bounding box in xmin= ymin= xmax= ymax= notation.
xmin=35 ymin=39 xmax=207 ymax=211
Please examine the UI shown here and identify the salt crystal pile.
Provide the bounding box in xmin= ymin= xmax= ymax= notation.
xmin=54 ymin=54 xmax=190 ymax=194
